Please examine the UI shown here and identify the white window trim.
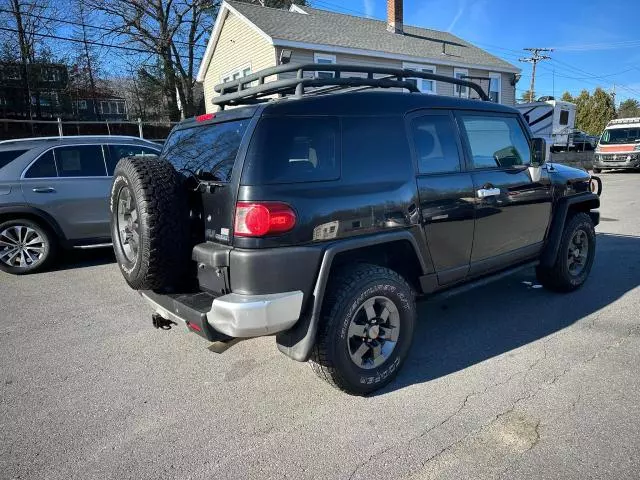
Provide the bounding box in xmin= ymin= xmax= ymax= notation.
xmin=220 ymin=63 xmax=252 ymax=83
xmin=313 ymin=53 xmax=336 ymax=78
xmin=489 ymin=72 xmax=501 ymax=104
xmin=403 ymin=62 xmax=437 ymax=94
xmin=454 ymin=68 xmax=469 ymax=98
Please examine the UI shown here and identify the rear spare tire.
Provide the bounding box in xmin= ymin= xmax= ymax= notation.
xmin=110 ymin=156 xmax=190 ymax=290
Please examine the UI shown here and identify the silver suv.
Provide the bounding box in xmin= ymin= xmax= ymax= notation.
xmin=0 ymin=136 xmax=161 ymax=274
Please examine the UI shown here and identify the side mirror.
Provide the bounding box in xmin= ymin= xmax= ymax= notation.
xmin=531 ymin=137 xmax=546 ymax=167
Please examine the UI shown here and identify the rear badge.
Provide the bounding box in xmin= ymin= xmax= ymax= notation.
xmin=215 ymin=228 xmax=230 ymax=242
xmin=313 ymin=221 xmax=339 ymax=241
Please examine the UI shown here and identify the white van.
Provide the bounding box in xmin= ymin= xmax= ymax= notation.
xmin=593 ymin=117 xmax=640 ymax=173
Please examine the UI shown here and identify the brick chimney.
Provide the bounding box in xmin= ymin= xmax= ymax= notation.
xmin=387 ymin=0 xmax=403 ymax=34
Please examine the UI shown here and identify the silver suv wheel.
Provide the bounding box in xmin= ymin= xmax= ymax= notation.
xmin=0 ymin=220 xmax=52 ymax=274
xmin=0 ymin=225 xmax=46 ymax=269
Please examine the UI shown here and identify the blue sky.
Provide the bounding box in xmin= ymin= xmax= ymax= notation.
xmin=312 ymin=0 xmax=640 ymax=104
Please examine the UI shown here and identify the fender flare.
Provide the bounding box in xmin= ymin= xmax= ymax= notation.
xmin=539 ymin=192 xmax=600 ymax=268
xmin=0 ymin=205 xmax=68 ymax=247
xmin=276 ymin=229 xmax=428 ymax=362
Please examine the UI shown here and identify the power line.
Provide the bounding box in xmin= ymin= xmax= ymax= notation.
xmin=0 ymin=26 xmax=203 ymax=61
xmin=519 ymin=48 xmax=553 ymax=102
xmin=0 ymin=7 xmax=208 ymax=50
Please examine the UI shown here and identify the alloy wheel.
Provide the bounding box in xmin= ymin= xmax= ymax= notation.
xmin=0 ymin=225 xmax=46 ymax=269
xmin=116 ymin=186 xmax=140 ymax=263
xmin=346 ymin=296 xmax=401 ymax=370
xmin=567 ymin=229 xmax=589 ymax=276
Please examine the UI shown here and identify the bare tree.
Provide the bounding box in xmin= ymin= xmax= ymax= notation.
xmin=85 ymin=0 xmax=215 ymax=121
xmin=1 ymin=0 xmax=58 ymax=119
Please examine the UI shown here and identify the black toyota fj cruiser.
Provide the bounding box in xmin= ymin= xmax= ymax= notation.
xmin=110 ymin=64 xmax=600 ymax=395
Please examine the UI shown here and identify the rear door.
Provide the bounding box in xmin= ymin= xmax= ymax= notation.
xmin=161 ymin=117 xmax=252 ymax=245
xmin=408 ymin=110 xmax=475 ymax=285
xmin=456 ymin=111 xmax=552 ymax=275
xmin=21 ymin=145 xmax=112 ymax=242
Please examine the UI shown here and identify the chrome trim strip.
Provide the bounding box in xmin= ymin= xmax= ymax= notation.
xmin=73 ymin=243 xmax=113 ymax=249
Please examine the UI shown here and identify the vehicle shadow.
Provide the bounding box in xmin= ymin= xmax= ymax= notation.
xmin=48 ymin=247 xmax=116 ymax=272
xmin=377 ymin=233 xmax=640 ymax=395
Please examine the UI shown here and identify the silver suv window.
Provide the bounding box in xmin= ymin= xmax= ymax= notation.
xmin=24 ymin=150 xmax=57 ymax=178
xmin=24 ymin=144 xmax=113 ymax=179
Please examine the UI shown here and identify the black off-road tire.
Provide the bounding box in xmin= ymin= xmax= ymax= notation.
xmin=310 ymin=263 xmax=416 ymax=395
xmin=0 ymin=218 xmax=56 ymax=274
xmin=536 ymin=212 xmax=596 ymax=292
xmin=110 ymin=156 xmax=190 ymax=290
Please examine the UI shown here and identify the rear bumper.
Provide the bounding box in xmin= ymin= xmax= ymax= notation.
xmin=141 ymin=289 xmax=303 ymax=339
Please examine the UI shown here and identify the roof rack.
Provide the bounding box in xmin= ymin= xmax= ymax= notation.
xmin=0 ymin=135 xmax=159 ymax=146
xmin=212 ymin=63 xmax=489 ymax=110
xmin=607 ymin=117 xmax=640 ymax=126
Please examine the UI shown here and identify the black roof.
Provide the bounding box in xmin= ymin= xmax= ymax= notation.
xmin=260 ymin=91 xmax=519 ymax=116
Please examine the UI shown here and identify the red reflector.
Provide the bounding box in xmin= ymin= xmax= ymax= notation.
xmin=195 ymin=113 xmax=215 ymax=122
xmin=187 ymin=322 xmax=202 ymax=332
xmin=235 ymin=202 xmax=296 ymax=237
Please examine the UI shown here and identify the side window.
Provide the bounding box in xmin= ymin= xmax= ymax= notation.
xmin=341 ymin=116 xmax=412 ymax=183
xmin=411 ymin=115 xmax=461 ymax=174
xmin=54 ymin=145 xmax=107 ymax=177
xmin=106 ymin=144 xmax=159 ymax=175
xmin=244 ymin=117 xmax=339 ymax=185
xmin=24 ymin=150 xmax=57 ymax=178
xmin=0 ymin=149 xmax=28 ymax=170
xmin=460 ymin=115 xmax=531 ymax=169
xmin=559 ymin=110 xmax=569 ymax=126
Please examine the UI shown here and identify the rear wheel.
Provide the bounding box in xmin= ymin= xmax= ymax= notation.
xmin=592 ymin=167 xmax=602 ymax=174
xmin=536 ymin=212 xmax=596 ymax=292
xmin=310 ymin=263 xmax=416 ymax=395
xmin=0 ymin=218 xmax=55 ymax=274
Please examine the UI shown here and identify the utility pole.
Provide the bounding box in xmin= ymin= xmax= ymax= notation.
xmin=519 ymin=48 xmax=553 ymax=102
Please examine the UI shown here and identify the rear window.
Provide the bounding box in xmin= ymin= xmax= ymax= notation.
xmin=0 ymin=149 xmax=28 ymax=169
xmin=242 ymin=116 xmax=340 ymax=185
xmin=161 ymin=119 xmax=249 ymax=182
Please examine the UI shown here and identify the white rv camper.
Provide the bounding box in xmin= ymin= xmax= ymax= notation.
xmin=516 ymin=99 xmax=576 ymax=152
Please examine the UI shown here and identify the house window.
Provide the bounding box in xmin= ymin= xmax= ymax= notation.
xmin=4 ymin=66 xmax=21 ymax=80
xmin=116 ymin=102 xmax=125 ymax=115
xmin=314 ymin=53 xmax=336 ymax=79
xmin=454 ymin=68 xmax=469 ymax=98
xmin=43 ymin=68 xmax=61 ymax=82
xmin=489 ymin=73 xmax=501 ymax=103
xmin=221 ymin=64 xmax=252 ymax=83
xmin=0 ymin=97 xmax=7 ymax=106
xmin=403 ymin=62 xmax=437 ymax=94
xmin=76 ymin=100 xmax=87 ymax=110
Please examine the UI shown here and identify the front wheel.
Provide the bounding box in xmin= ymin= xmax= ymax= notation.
xmin=536 ymin=212 xmax=596 ymax=292
xmin=592 ymin=167 xmax=602 ymax=174
xmin=310 ymin=263 xmax=416 ymax=395
xmin=0 ymin=218 xmax=56 ymax=274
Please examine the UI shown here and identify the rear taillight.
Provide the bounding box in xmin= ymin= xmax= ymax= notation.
xmin=234 ymin=202 xmax=296 ymax=237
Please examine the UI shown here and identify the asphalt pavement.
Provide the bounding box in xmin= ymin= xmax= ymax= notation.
xmin=1 ymin=172 xmax=639 ymax=480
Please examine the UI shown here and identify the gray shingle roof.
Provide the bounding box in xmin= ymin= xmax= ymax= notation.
xmin=227 ymin=1 xmax=518 ymax=72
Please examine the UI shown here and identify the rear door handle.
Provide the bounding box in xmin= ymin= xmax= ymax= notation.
xmin=477 ymin=188 xmax=501 ymax=198
xmin=32 ymin=187 xmax=56 ymax=193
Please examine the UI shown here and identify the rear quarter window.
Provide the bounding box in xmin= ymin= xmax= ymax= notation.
xmin=0 ymin=149 xmax=28 ymax=170
xmin=242 ymin=116 xmax=340 ymax=185
xmin=161 ymin=119 xmax=249 ymax=182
